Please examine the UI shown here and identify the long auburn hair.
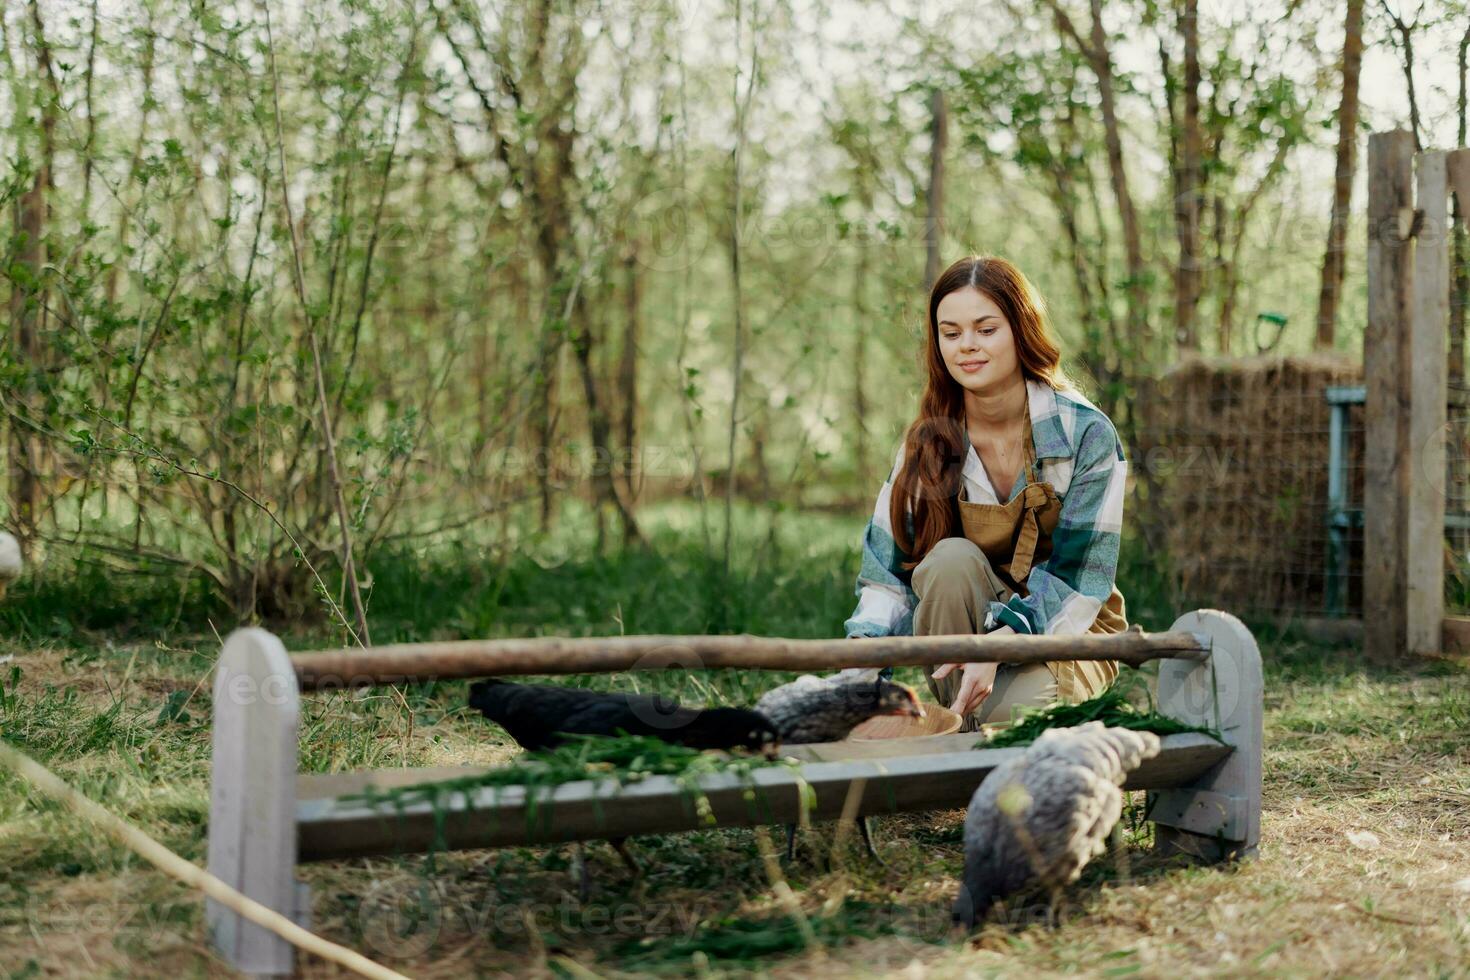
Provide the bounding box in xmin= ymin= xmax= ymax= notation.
xmin=890 ymin=255 xmax=1073 ymax=571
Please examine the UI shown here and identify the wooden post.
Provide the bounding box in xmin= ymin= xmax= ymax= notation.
xmin=1409 ymin=151 xmax=1449 ymax=655
xmin=207 ymin=628 xmax=305 ymax=977
xmin=1149 ymin=609 xmax=1262 ymax=862
xmin=1364 ymin=130 xmax=1417 ymax=662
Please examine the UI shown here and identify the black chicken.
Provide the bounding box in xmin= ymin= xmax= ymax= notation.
xmin=467 ymin=678 xmax=780 ymax=900
xmin=468 ymin=679 xmax=779 ymax=753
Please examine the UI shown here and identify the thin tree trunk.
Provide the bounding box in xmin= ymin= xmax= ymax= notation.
xmin=1084 ymin=0 xmax=1149 ymax=355
xmin=672 ymin=37 xmax=712 ymax=552
xmin=1046 ymin=0 xmax=1151 ymax=356
xmin=1220 ymin=132 xmax=1293 ymax=351
xmin=569 ymin=287 xmax=642 ymax=549
xmin=1380 ymin=1 xmax=1422 ymax=151
xmin=724 ymin=0 xmax=758 ymax=576
xmin=1047 ymin=158 xmax=1108 ymax=397
xmin=853 ymin=196 xmax=871 ymax=489
xmin=1055 ymin=79 xmax=1118 ymax=380
xmin=7 ymin=182 xmax=44 ymax=556
xmin=1172 ymin=0 xmax=1204 ymax=350
xmin=80 ymin=0 xmax=100 ymax=228
xmin=1451 ymin=22 xmax=1469 ymax=382
xmin=924 ymin=88 xmax=947 ymax=290
xmin=1077 ymin=121 xmax=1120 ymax=354
xmin=262 ymin=2 xmax=371 ymax=647
xmin=1213 ymin=194 xmax=1231 ymax=352
xmin=533 ymin=243 xmax=564 ymax=533
xmin=1316 ymin=0 xmax=1365 ymax=350
xmin=617 ymin=241 xmax=641 ymax=510
xmin=7 ymin=1 xmax=60 ymax=554
xmin=107 ymin=10 xmax=155 ymax=304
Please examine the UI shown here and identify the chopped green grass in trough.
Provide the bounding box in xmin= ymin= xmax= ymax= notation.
xmin=980 ymin=680 xmax=1224 ymax=748
xmin=337 ymin=732 xmax=813 ymax=858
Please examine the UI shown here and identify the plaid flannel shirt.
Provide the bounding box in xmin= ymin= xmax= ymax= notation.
xmin=844 ymin=378 xmax=1127 ymax=638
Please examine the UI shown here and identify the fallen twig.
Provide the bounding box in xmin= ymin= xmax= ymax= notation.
xmin=0 ymin=739 xmax=407 ymax=980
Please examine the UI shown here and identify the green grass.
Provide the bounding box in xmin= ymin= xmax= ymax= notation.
xmin=979 ymin=677 xmax=1224 ymax=748
xmin=2 ymin=499 xmax=1468 ymax=976
xmin=339 ymin=732 xmax=810 ymax=865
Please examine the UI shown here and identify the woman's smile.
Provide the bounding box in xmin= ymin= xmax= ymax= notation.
xmin=936 ymin=286 xmax=1020 ymax=391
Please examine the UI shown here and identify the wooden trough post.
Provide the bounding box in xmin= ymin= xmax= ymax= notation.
xmin=207 ymin=628 xmax=307 ymax=977
xmin=204 ymin=619 xmax=1258 ymax=970
xmin=1148 ymin=609 xmax=1263 ymax=861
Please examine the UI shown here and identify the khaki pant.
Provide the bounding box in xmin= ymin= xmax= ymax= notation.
xmin=912 ymin=537 xmax=1058 ymax=731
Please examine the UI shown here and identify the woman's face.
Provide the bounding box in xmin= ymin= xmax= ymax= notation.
xmin=935 ymin=286 xmax=1020 ymax=394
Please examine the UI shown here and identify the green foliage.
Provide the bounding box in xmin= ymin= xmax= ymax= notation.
xmin=0 ymin=554 xmax=223 ymax=646
xmin=0 ymin=0 xmax=1385 ymax=643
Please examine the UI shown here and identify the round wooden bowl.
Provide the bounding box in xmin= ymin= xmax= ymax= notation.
xmin=849 ymin=703 xmax=963 ymax=740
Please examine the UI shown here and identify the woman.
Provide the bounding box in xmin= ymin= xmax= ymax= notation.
xmin=844 ymin=255 xmax=1128 ymax=730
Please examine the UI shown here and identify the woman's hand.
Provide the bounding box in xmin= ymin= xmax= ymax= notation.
xmin=931 ymin=625 xmax=1016 ymax=717
xmin=931 ymin=661 xmax=998 ymax=716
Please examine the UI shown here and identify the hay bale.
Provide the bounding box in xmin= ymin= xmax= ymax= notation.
xmin=1132 ymin=352 xmax=1364 ymax=618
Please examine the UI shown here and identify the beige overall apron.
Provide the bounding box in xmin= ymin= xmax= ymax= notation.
xmin=955 ymin=475 xmax=1127 ymax=705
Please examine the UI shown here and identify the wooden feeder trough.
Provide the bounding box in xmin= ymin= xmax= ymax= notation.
xmin=206 ymin=610 xmax=1263 ymax=976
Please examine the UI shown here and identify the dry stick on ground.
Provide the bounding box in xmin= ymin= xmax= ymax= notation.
xmin=0 ymin=740 xmax=408 ymax=980
xmin=753 ymin=825 xmax=823 ymax=958
xmin=259 ymin=0 xmax=372 ymax=648
xmin=829 ymin=775 xmax=869 ymax=867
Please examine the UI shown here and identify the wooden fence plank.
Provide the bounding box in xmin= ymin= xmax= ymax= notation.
xmin=1364 ymin=130 xmax=1417 ymax=662
xmin=1409 ymin=150 xmax=1450 ymax=655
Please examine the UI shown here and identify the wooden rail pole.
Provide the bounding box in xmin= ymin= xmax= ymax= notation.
xmin=288 ymin=627 xmax=1211 ymax=691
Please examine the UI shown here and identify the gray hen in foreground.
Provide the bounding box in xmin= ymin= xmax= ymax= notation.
xmin=953 ymin=721 xmax=1161 ymax=929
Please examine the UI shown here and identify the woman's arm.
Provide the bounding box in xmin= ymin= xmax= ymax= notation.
xmin=843 ymin=444 xmax=917 ymax=639
xmin=984 ymin=412 xmax=1128 ymax=636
